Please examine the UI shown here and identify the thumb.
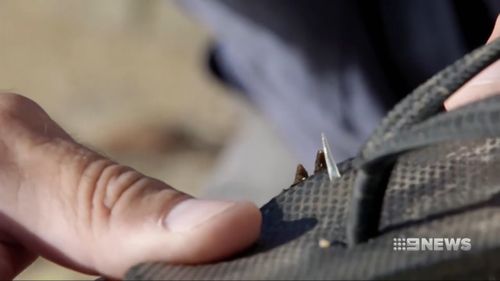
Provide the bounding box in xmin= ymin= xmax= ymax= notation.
xmin=444 ymin=15 xmax=500 ymax=110
xmin=0 ymin=94 xmax=261 ymax=279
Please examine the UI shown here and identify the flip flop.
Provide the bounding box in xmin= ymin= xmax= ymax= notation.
xmin=125 ymin=37 xmax=500 ymax=280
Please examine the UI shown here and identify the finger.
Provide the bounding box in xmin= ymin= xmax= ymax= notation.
xmin=444 ymin=15 xmax=500 ymax=110
xmin=0 ymin=93 xmax=262 ymax=279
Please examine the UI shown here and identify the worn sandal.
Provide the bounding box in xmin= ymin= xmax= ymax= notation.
xmin=125 ymin=37 xmax=500 ymax=280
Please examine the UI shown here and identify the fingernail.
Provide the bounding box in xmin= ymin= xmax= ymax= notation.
xmin=163 ymin=199 xmax=236 ymax=232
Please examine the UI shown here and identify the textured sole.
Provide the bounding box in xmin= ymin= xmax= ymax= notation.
xmin=126 ymin=138 xmax=500 ymax=280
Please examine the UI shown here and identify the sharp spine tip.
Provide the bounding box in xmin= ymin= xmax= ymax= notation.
xmin=321 ymin=133 xmax=341 ymax=180
xmin=292 ymin=164 xmax=309 ymax=186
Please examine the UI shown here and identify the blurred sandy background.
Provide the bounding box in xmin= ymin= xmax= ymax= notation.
xmin=0 ymin=0 xmax=248 ymax=279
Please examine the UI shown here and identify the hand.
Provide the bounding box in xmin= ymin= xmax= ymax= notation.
xmin=445 ymin=15 xmax=500 ymax=110
xmin=0 ymin=94 xmax=261 ymax=279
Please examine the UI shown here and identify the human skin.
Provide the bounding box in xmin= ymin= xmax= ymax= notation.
xmin=0 ymin=14 xmax=499 ymax=281
xmin=444 ymin=15 xmax=500 ymax=110
xmin=0 ymin=93 xmax=261 ymax=279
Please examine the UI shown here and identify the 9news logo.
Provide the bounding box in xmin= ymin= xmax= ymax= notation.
xmin=393 ymin=237 xmax=471 ymax=251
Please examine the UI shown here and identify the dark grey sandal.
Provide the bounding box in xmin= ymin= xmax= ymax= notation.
xmin=125 ymin=37 xmax=500 ymax=280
